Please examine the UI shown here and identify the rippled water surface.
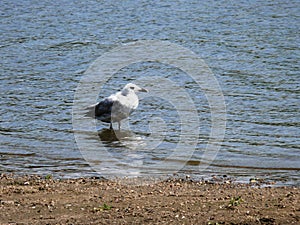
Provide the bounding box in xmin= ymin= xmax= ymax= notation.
xmin=0 ymin=0 xmax=299 ymax=185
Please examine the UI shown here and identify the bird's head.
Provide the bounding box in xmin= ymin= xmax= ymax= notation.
xmin=122 ymin=83 xmax=148 ymax=95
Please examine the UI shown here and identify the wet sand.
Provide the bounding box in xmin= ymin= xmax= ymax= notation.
xmin=0 ymin=174 xmax=299 ymax=224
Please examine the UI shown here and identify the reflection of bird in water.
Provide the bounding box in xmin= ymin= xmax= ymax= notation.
xmin=98 ymin=128 xmax=145 ymax=152
xmin=98 ymin=128 xmax=145 ymax=173
xmin=97 ymin=128 xmax=135 ymax=143
xmin=85 ymin=83 xmax=148 ymax=130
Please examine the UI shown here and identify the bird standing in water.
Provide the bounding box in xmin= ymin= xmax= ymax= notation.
xmin=85 ymin=83 xmax=148 ymax=130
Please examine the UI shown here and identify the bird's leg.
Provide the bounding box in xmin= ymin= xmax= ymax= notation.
xmin=109 ymin=122 xmax=113 ymax=130
xmin=118 ymin=122 xmax=121 ymax=130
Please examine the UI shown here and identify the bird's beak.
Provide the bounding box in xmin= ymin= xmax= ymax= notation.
xmin=139 ymin=88 xmax=148 ymax=92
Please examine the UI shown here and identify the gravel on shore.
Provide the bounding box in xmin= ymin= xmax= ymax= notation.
xmin=0 ymin=174 xmax=299 ymax=224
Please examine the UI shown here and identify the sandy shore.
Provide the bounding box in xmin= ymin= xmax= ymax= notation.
xmin=0 ymin=174 xmax=299 ymax=225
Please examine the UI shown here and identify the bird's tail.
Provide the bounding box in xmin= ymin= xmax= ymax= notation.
xmin=83 ymin=104 xmax=97 ymax=118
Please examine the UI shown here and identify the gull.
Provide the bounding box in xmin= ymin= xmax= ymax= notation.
xmin=85 ymin=83 xmax=148 ymax=130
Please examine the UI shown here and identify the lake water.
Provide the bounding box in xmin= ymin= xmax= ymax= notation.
xmin=0 ymin=0 xmax=299 ymax=185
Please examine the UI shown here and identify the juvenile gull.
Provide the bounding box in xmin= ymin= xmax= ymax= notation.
xmin=86 ymin=83 xmax=148 ymax=130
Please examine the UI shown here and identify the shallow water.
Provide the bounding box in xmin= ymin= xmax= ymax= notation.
xmin=0 ymin=0 xmax=299 ymax=185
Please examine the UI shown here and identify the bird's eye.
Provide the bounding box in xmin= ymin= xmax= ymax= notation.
xmin=130 ymin=86 xmax=135 ymax=90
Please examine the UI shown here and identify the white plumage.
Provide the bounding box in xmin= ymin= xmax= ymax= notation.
xmin=86 ymin=83 xmax=148 ymax=130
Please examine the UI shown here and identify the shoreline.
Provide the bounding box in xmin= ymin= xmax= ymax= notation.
xmin=0 ymin=174 xmax=299 ymax=224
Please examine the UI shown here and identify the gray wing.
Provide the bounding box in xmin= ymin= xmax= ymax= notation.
xmin=95 ymin=98 xmax=114 ymax=122
xmin=84 ymin=98 xmax=113 ymax=123
xmin=85 ymin=97 xmax=132 ymax=123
